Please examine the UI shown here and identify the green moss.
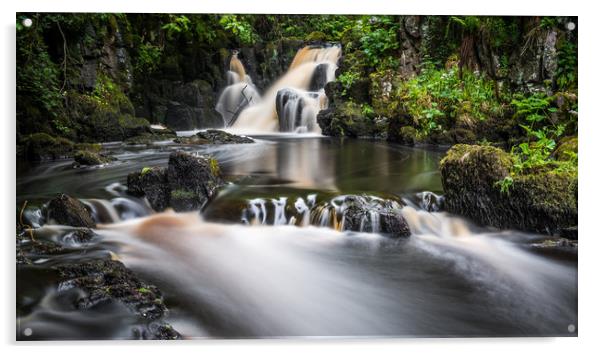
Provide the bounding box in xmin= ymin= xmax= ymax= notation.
xmin=305 ymin=31 xmax=328 ymax=42
xmin=170 ymin=189 xmax=196 ymax=199
xmin=73 ymin=150 xmax=111 ymax=166
xmin=23 ymin=133 xmax=75 ymax=161
xmin=209 ymin=158 xmax=221 ymax=176
xmin=554 ymin=136 xmax=578 ymax=161
xmin=141 ymin=167 xmax=152 ymax=176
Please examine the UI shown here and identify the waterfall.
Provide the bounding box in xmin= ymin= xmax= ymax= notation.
xmin=216 ymin=45 xmax=341 ymax=134
xmin=215 ymin=51 xmax=261 ymax=126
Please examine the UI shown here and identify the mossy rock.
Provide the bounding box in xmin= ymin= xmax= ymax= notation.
xmin=73 ymin=150 xmax=113 ymax=166
xmin=554 ymin=136 xmax=577 ymax=161
xmin=317 ymin=101 xmax=378 ymax=138
xmin=440 ymin=144 xmax=577 ymax=236
xmin=22 ymin=133 xmax=75 ymax=161
xmin=305 ymin=31 xmax=328 ymax=42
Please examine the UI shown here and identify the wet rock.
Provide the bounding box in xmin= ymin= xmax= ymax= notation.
xmin=22 ymin=133 xmax=74 ymax=161
xmin=168 ymin=152 xmax=225 ymax=211
xmin=64 ymin=228 xmax=98 ymax=244
xmin=318 ymin=101 xmax=380 ymax=138
xmin=308 ymin=63 xmax=331 ymax=91
xmin=174 ymin=129 xmax=253 ymax=145
xmin=127 ymin=152 xmax=225 ymax=212
xmin=165 ymin=101 xmax=196 ymax=130
xmin=440 ymin=144 xmax=578 ymax=236
xmin=46 ymin=194 xmax=96 ymax=228
xmin=124 ymin=130 xmax=177 ymax=145
xmin=336 ymin=195 xmax=411 ymax=237
xmin=127 ymin=167 xmax=170 ymax=211
xmin=73 ymin=150 xmax=114 ymax=166
xmin=54 ymin=259 xmax=181 ymax=339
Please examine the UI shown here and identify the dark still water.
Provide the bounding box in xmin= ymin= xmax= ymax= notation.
xmin=16 ymin=136 xmax=577 ymax=339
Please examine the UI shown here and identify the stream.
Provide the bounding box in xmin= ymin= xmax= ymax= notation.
xmin=16 ymin=135 xmax=577 ymax=339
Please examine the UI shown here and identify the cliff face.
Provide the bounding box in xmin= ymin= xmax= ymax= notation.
xmin=16 ymin=13 xmax=304 ymax=142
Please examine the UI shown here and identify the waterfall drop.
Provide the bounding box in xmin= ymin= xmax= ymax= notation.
xmin=216 ymin=45 xmax=341 ymax=134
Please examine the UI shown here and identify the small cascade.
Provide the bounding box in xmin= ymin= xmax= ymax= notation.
xmin=82 ymin=197 xmax=152 ymax=224
xmin=217 ymin=45 xmax=341 ymax=134
xmin=242 ymin=194 xmax=404 ymax=234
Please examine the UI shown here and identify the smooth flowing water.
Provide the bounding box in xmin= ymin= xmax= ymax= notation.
xmin=16 ymin=136 xmax=577 ymax=339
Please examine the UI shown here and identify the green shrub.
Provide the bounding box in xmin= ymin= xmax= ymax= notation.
xmin=398 ymin=63 xmax=501 ymax=136
xmin=219 ymin=15 xmax=257 ymax=45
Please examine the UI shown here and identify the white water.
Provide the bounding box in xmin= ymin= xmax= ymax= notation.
xmin=216 ymin=46 xmax=341 ymax=134
xmin=93 ymin=208 xmax=576 ymax=337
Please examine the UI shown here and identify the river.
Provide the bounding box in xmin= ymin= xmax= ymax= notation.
xmin=16 ymin=135 xmax=577 ymax=339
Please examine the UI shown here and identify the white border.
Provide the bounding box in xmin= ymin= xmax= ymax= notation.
xmin=2 ymin=1 xmax=600 ymax=353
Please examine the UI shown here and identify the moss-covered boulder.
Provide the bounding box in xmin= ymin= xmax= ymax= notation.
xmin=22 ymin=133 xmax=75 ymax=161
xmin=127 ymin=151 xmax=225 ymax=212
xmin=167 ymin=152 xmax=224 ymax=211
xmin=73 ymin=150 xmax=114 ymax=166
xmin=554 ymin=136 xmax=578 ymax=161
xmin=46 ymin=194 xmax=96 ymax=228
xmin=127 ymin=167 xmax=170 ymax=211
xmin=318 ymin=101 xmax=381 ymax=138
xmin=440 ymin=144 xmax=577 ymax=236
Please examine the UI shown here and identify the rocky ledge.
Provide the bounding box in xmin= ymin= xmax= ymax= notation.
xmin=173 ymin=129 xmax=254 ymax=145
xmin=440 ymin=144 xmax=577 ymax=237
xmin=127 ymin=151 xmax=225 ymax=212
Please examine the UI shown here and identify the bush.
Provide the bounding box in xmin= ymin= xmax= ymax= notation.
xmin=398 ymin=62 xmax=502 ymax=136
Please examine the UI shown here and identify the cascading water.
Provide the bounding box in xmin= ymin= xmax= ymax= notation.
xmin=16 ymin=136 xmax=577 ymax=339
xmin=215 ymin=51 xmax=261 ymax=127
xmin=216 ymin=45 xmax=341 ymax=134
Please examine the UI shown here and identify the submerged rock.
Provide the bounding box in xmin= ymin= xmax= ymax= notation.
xmin=174 ymin=129 xmax=253 ymax=145
xmin=440 ymin=144 xmax=578 ymax=236
xmin=127 ymin=151 xmax=225 ymax=212
xmin=46 ymin=194 xmax=96 ymax=228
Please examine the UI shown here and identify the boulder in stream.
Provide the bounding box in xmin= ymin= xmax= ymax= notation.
xmin=127 ymin=167 xmax=170 ymax=211
xmin=127 ymin=151 xmax=225 ymax=212
xmin=73 ymin=150 xmax=115 ymax=166
xmin=174 ymin=129 xmax=253 ymax=145
xmin=46 ymin=194 xmax=96 ymax=228
xmin=168 ymin=151 xmax=225 ymax=211
xmin=440 ymin=144 xmax=578 ymax=236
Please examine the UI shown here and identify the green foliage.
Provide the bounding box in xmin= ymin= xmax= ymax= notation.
xmin=495 ymin=176 xmax=514 ymax=194
xmin=337 ymin=71 xmax=360 ymax=96
xmin=556 ymin=41 xmax=577 ymax=90
xmin=219 ymin=15 xmax=257 ymax=45
xmin=398 ymin=62 xmax=502 ymax=135
xmin=511 ymin=92 xmax=554 ymax=124
xmin=508 ymin=93 xmax=577 ymax=178
xmin=356 ymin=16 xmax=399 ymax=67
xmin=162 ymin=15 xmax=191 ymax=39
xmin=134 ymin=42 xmax=163 ymax=75
xmin=16 ymin=18 xmax=62 ymax=117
